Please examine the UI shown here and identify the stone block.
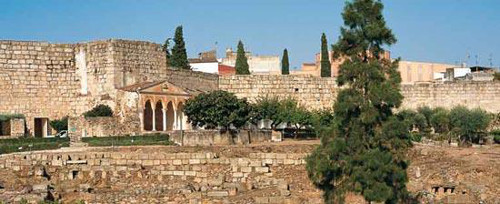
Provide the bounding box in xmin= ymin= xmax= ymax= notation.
xmin=185 ymin=171 xmax=196 ymax=176
xmin=255 ymin=167 xmax=270 ymax=173
xmin=173 ymin=159 xmax=182 ymax=165
xmin=254 ymin=197 xmax=269 ymax=203
xmin=232 ymin=172 xmax=244 ymax=178
xmin=207 ymin=191 xmax=229 ymax=197
xmin=241 ymin=166 xmax=252 ymax=173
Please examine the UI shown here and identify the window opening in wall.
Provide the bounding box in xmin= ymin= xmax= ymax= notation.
xmin=34 ymin=118 xmax=49 ymax=137
xmin=72 ymin=170 xmax=79 ymax=180
xmin=294 ymin=88 xmax=299 ymax=92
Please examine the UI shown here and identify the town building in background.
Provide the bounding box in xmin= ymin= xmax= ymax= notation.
xmin=220 ymin=48 xmax=281 ymax=75
xmin=189 ymin=50 xmax=236 ymax=75
xmin=444 ymin=66 xmax=497 ymax=82
xmin=398 ymin=60 xmax=455 ymax=83
xmin=292 ymin=50 xmax=493 ymax=84
xmin=188 ymin=50 xmax=219 ymax=74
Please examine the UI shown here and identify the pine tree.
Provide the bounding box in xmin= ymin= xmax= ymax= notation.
xmin=162 ymin=38 xmax=172 ymax=67
xmin=281 ymin=49 xmax=290 ymax=75
xmin=170 ymin=26 xmax=190 ymax=69
xmin=235 ymin=41 xmax=250 ymax=75
xmin=320 ymin=33 xmax=331 ymax=77
xmin=306 ymin=0 xmax=412 ymax=203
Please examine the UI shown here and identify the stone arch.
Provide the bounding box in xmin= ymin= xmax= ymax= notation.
xmin=166 ymin=101 xmax=175 ymax=131
xmin=155 ymin=100 xmax=163 ymax=131
xmin=144 ymin=100 xmax=153 ymax=131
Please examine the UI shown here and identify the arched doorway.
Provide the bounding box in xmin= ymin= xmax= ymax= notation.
xmin=166 ymin=102 xmax=175 ymax=131
xmin=155 ymin=101 xmax=163 ymax=131
xmin=176 ymin=102 xmax=185 ymax=130
xmin=144 ymin=100 xmax=153 ymax=131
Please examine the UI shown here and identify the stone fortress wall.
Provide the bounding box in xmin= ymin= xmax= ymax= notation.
xmin=0 ymin=39 xmax=168 ymax=137
xmin=219 ymin=75 xmax=337 ymax=109
xmin=219 ymin=75 xmax=500 ymax=113
xmin=1 ymin=38 xmax=499 ymax=137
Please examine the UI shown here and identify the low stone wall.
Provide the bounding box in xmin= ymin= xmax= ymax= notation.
xmin=68 ymin=117 xmax=141 ymax=141
xmin=169 ymin=129 xmax=272 ymax=146
xmin=0 ymin=148 xmax=316 ymax=203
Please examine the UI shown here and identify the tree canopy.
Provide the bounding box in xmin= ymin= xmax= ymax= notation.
xmin=281 ymin=49 xmax=290 ymax=75
xmin=306 ymin=0 xmax=412 ymax=203
xmin=320 ymin=33 xmax=331 ymax=77
xmin=162 ymin=38 xmax=172 ymax=67
xmin=235 ymin=41 xmax=250 ymax=75
xmin=170 ymin=26 xmax=190 ymax=69
xmin=183 ymin=90 xmax=251 ymax=130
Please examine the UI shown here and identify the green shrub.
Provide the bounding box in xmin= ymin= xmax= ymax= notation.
xmin=50 ymin=116 xmax=68 ymax=133
xmin=82 ymin=133 xmax=171 ymax=147
xmin=0 ymin=137 xmax=70 ymax=154
xmin=492 ymin=130 xmax=500 ymax=144
xmin=409 ymin=132 xmax=422 ymax=142
xmin=494 ymin=135 xmax=500 ymax=144
xmin=83 ymin=104 xmax=113 ymax=118
xmin=430 ymin=107 xmax=450 ymax=134
xmin=450 ymin=106 xmax=491 ymax=145
xmin=0 ymin=113 xmax=25 ymax=122
xmin=493 ymin=72 xmax=500 ymax=81
xmin=184 ymin=90 xmax=251 ymax=130
xmin=396 ymin=109 xmax=428 ymax=133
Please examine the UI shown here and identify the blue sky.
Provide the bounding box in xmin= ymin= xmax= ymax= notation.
xmin=1 ymin=0 xmax=499 ymax=69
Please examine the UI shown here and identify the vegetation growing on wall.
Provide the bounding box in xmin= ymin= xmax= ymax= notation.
xmin=50 ymin=116 xmax=68 ymax=133
xmin=0 ymin=114 xmax=25 ymax=122
xmin=83 ymin=105 xmax=113 ymax=118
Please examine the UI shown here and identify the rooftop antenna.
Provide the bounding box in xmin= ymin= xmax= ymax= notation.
xmin=214 ymin=41 xmax=218 ymax=58
xmin=475 ymin=54 xmax=479 ymax=66
xmin=488 ymin=53 xmax=493 ymax=67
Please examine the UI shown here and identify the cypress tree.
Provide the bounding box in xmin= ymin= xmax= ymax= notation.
xmin=306 ymin=0 xmax=412 ymax=203
xmin=162 ymin=38 xmax=172 ymax=67
xmin=235 ymin=41 xmax=250 ymax=75
xmin=170 ymin=26 xmax=190 ymax=69
xmin=281 ymin=49 xmax=290 ymax=75
xmin=320 ymin=33 xmax=331 ymax=77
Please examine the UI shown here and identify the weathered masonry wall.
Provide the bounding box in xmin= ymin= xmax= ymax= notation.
xmin=0 ymin=149 xmax=320 ymax=203
xmin=0 ymin=40 xmax=168 ymax=137
xmin=400 ymin=82 xmax=500 ymax=113
xmin=165 ymin=69 xmax=219 ymax=93
xmin=169 ymin=129 xmax=272 ymax=146
xmin=0 ymin=41 xmax=80 ymax=136
xmin=220 ymin=75 xmax=500 ymax=113
xmin=219 ymin=75 xmax=337 ymax=109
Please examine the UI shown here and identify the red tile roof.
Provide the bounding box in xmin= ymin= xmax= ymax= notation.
xmin=218 ymin=64 xmax=235 ymax=76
